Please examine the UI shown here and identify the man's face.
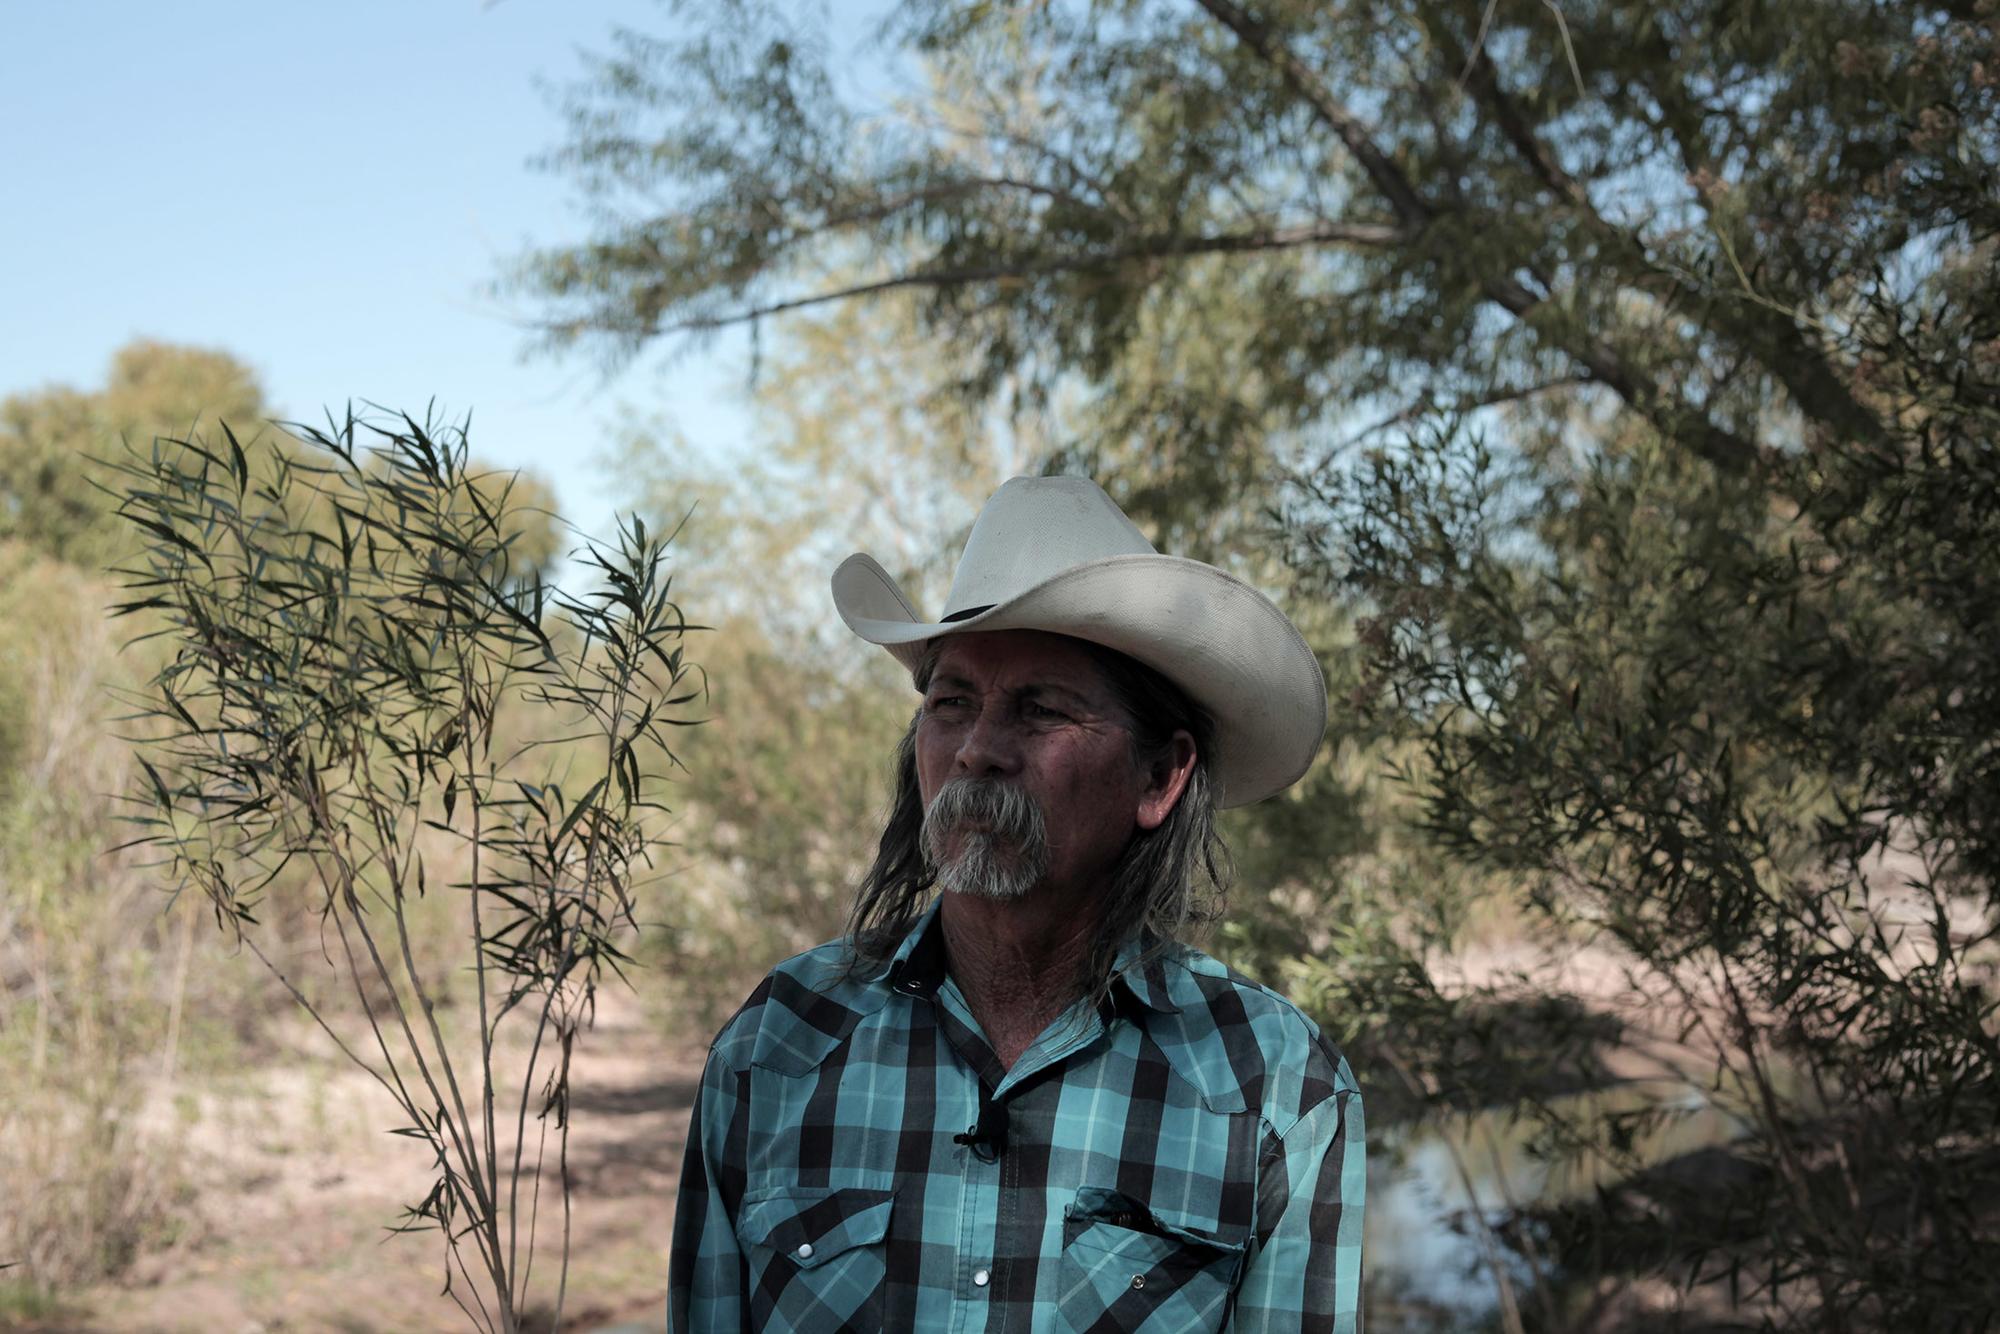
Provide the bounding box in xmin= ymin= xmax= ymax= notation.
xmin=916 ymin=630 xmax=1173 ymax=905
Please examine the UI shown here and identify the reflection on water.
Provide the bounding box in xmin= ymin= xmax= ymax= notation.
xmin=1367 ymin=1134 xmax=1536 ymax=1331
xmin=1363 ymin=1085 xmax=1749 ymax=1331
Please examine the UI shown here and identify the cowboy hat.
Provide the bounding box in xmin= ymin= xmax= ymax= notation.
xmin=830 ymin=475 xmax=1327 ymax=807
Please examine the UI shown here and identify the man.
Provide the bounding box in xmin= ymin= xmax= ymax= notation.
xmin=670 ymin=476 xmax=1364 ymax=1332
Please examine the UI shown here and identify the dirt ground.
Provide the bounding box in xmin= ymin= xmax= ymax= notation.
xmin=31 ymin=989 xmax=706 ymax=1334
xmin=12 ymin=932 xmax=1755 ymax=1333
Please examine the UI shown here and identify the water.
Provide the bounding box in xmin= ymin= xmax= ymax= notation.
xmin=1363 ymin=1086 xmax=1750 ymax=1331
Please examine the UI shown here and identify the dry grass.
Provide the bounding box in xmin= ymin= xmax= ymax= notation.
xmin=56 ymin=974 xmax=701 ymax=1332
xmin=0 ymin=549 xmax=196 ymax=1290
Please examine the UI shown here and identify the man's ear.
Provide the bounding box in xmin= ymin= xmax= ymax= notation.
xmin=1135 ymin=730 xmax=1197 ymax=831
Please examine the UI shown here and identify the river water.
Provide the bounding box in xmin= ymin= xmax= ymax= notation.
xmin=1362 ymin=1086 xmax=1751 ymax=1330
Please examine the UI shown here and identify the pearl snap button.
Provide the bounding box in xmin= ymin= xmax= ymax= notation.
xmin=972 ymin=1268 xmax=990 ymax=1288
xmin=796 ymin=1242 xmax=814 ymax=1260
xmin=1131 ymin=1274 xmax=1146 ymax=1290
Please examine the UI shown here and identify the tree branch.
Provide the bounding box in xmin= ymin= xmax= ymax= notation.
xmin=1458 ymin=31 xmax=1886 ymax=452
xmin=1340 ymin=374 xmax=1598 ymax=449
xmin=1455 ymin=42 xmax=1591 ymax=209
xmin=1191 ymin=0 xmax=1434 ymax=227
xmin=786 ymin=174 xmax=1106 ymax=239
xmin=604 ymin=221 xmax=1408 ymax=336
xmin=1194 ymin=0 xmax=1767 ymax=471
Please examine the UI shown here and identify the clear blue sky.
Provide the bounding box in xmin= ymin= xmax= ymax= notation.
xmin=0 ymin=0 xmax=761 ymax=556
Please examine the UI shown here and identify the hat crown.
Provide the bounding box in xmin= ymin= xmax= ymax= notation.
xmin=944 ymin=476 xmax=1155 ymax=617
xmin=829 ymin=472 xmax=1328 ymax=807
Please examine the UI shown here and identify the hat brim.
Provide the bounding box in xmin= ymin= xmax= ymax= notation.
xmin=832 ymin=552 xmax=1326 ymax=807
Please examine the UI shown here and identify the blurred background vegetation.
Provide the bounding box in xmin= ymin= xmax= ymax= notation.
xmin=5 ymin=1 xmax=1997 ymax=1331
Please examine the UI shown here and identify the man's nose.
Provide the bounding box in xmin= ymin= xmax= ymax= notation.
xmin=953 ymin=708 xmax=1021 ymax=777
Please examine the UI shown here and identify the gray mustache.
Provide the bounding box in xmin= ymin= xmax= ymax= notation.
xmin=921 ymin=778 xmax=1049 ymax=887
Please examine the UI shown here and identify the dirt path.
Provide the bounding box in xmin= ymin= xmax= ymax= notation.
xmin=49 ymin=990 xmax=706 ymax=1334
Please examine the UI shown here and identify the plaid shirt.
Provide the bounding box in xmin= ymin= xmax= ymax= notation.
xmin=668 ymin=903 xmax=1365 ymax=1332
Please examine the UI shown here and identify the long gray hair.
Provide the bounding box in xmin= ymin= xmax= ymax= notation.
xmin=844 ymin=637 xmax=1233 ymax=1008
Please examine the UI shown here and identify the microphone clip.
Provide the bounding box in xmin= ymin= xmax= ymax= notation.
xmin=952 ymin=1093 xmax=1010 ymax=1162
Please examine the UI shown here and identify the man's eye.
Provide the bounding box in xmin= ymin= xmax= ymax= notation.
xmin=1026 ymin=701 xmax=1068 ymax=721
xmin=927 ymin=695 xmax=964 ymax=710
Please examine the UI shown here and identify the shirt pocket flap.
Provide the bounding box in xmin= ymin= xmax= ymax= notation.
xmin=1058 ymin=1189 xmax=1247 ymax=1329
xmin=738 ymin=1186 xmax=894 ymax=1269
xmin=1062 ymin=1187 xmax=1248 ymax=1272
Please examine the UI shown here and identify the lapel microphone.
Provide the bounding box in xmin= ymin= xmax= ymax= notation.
xmin=952 ymin=1090 xmax=1010 ymax=1162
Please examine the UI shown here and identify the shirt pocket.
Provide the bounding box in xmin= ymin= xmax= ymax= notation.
xmin=737 ymin=1184 xmax=894 ymax=1332
xmin=1057 ymin=1188 xmax=1247 ymax=1333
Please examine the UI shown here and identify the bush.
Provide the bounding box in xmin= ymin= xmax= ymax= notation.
xmin=105 ymin=409 xmax=702 ymax=1332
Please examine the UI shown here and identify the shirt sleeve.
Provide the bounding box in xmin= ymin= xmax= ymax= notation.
xmin=1227 ymin=1061 xmax=1366 ymax=1333
xmin=668 ymin=1046 xmax=750 ymax=1334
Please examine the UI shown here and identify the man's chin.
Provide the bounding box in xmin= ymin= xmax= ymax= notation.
xmin=935 ymin=850 xmax=1042 ymax=901
xmin=941 ymin=876 xmax=1036 ymax=902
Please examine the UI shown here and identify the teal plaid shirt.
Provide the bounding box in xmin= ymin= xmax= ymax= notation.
xmin=669 ymin=904 xmax=1365 ymax=1332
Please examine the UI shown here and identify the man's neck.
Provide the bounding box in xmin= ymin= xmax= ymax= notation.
xmin=937 ymin=888 xmax=1102 ymax=1072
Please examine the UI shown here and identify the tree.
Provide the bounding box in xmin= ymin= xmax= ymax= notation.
xmin=1 ymin=341 xmax=267 ymax=567
xmin=520 ymin=2 xmax=2000 ymax=1326
xmin=0 ymin=340 xmax=565 ymax=578
xmin=108 ymin=409 xmax=701 ymax=1333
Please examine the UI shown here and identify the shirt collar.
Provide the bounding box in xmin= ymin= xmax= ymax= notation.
xmin=1110 ymin=935 xmax=1183 ymax=1016
xmin=883 ymin=900 xmax=949 ymax=999
xmin=880 ymin=900 xmax=1181 ymax=1015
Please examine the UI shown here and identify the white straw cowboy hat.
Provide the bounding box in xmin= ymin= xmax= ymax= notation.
xmin=831 ymin=475 xmax=1327 ymax=807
